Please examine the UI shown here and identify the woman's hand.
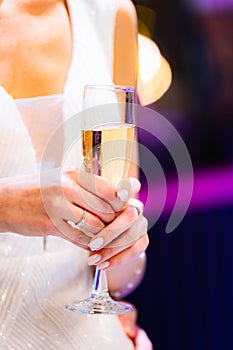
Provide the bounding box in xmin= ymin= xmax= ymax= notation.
xmin=0 ymin=167 xmax=128 ymax=249
xmin=0 ymin=166 xmax=147 ymax=258
xmin=87 ymin=196 xmax=149 ymax=269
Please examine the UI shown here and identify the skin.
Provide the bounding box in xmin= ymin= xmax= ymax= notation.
xmin=113 ymin=0 xmax=138 ymax=88
xmin=0 ymin=0 xmax=72 ymax=98
xmin=0 ymin=0 xmax=152 ymax=347
xmin=0 ymin=0 xmax=149 ymax=282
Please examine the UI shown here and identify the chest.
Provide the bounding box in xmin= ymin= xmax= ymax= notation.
xmin=0 ymin=0 xmax=72 ymax=98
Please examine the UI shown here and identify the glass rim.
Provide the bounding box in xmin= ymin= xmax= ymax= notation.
xmin=84 ymin=84 xmax=135 ymax=93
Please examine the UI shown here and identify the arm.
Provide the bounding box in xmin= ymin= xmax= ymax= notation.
xmin=0 ymin=169 xmax=119 ymax=246
xmin=113 ymin=0 xmax=138 ymax=88
xmin=114 ymin=0 xmax=172 ymax=106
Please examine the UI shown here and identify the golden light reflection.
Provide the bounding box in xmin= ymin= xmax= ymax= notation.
xmin=137 ymin=34 xmax=172 ymax=105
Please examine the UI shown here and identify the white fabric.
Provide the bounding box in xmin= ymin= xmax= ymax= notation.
xmin=15 ymin=94 xmax=64 ymax=165
xmin=0 ymin=87 xmax=37 ymax=177
xmin=0 ymin=1 xmax=134 ymax=349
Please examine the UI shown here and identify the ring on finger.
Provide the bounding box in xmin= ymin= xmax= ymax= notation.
xmin=67 ymin=209 xmax=87 ymax=230
xmin=128 ymin=198 xmax=143 ymax=216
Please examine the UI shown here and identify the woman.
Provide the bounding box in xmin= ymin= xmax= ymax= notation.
xmin=0 ymin=0 xmax=168 ymax=348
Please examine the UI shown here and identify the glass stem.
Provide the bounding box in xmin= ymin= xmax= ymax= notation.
xmin=91 ymin=267 xmax=110 ymax=297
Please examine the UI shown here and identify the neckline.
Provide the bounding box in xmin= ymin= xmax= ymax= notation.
xmin=14 ymin=93 xmax=64 ymax=103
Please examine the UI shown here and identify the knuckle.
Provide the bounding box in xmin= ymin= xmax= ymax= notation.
xmin=103 ymin=213 xmax=116 ymax=223
xmin=96 ymin=177 xmax=116 ymax=201
xmin=99 ymin=202 xmax=115 ymax=216
xmin=86 ymin=216 xmax=105 ymax=233
xmin=125 ymin=206 xmax=138 ymax=221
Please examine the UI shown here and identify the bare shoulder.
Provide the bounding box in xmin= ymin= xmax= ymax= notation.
xmin=115 ymin=0 xmax=137 ymax=32
xmin=113 ymin=0 xmax=138 ymax=87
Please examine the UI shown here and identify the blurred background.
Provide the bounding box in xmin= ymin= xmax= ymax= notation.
xmin=127 ymin=1 xmax=233 ymax=349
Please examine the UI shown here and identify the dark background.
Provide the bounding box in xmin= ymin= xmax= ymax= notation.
xmin=127 ymin=1 xmax=233 ymax=349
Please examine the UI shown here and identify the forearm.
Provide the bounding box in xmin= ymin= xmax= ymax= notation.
xmin=0 ymin=177 xmax=12 ymax=232
xmin=0 ymin=169 xmax=118 ymax=248
xmin=0 ymin=174 xmax=43 ymax=235
xmin=107 ymin=252 xmax=146 ymax=298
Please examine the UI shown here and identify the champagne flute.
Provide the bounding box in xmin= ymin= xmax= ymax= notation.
xmin=66 ymin=84 xmax=136 ymax=314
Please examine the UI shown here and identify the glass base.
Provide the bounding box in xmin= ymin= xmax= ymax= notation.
xmin=66 ymin=292 xmax=133 ymax=315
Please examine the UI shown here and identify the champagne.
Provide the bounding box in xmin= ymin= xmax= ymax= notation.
xmin=82 ymin=123 xmax=135 ymax=184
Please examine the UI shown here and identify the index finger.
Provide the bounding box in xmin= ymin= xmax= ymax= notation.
xmin=78 ymin=171 xmax=142 ymax=211
xmin=68 ymin=169 xmax=132 ymax=212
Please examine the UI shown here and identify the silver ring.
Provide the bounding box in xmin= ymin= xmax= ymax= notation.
xmin=134 ymin=206 xmax=143 ymax=216
xmin=67 ymin=209 xmax=87 ymax=230
xmin=128 ymin=198 xmax=143 ymax=216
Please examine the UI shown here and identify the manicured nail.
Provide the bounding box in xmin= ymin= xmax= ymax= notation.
xmin=87 ymin=254 xmax=101 ymax=265
xmin=129 ymin=177 xmax=141 ymax=192
xmin=88 ymin=237 xmax=104 ymax=251
xmin=117 ymin=179 xmax=133 ymax=201
xmin=117 ymin=189 xmax=129 ymax=201
xmin=97 ymin=261 xmax=110 ymax=270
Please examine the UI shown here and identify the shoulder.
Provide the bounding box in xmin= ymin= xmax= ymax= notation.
xmin=115 ymin=0 xmax=137 ymax=28
xmin=115 ymin=0 xmax=136 ymax=13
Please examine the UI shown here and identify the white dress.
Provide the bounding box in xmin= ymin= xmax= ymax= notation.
xmin=0 ymin=1 xmax=134 ymax=349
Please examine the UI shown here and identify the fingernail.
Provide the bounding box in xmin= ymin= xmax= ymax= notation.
xmin=116 ymin=180 xmax=132 ymax=202
xmin=129 ymin=177 xmax=141 ymax=192
xmin=97 ymin=261 xmax=110 ymax=270
xmin=87 ymin=254 xmax=101 ymax=265
xmin=88 ymin=237 xmax=104 ymax=251
xmin=117 ymin=189 xmax=129 ymax=201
